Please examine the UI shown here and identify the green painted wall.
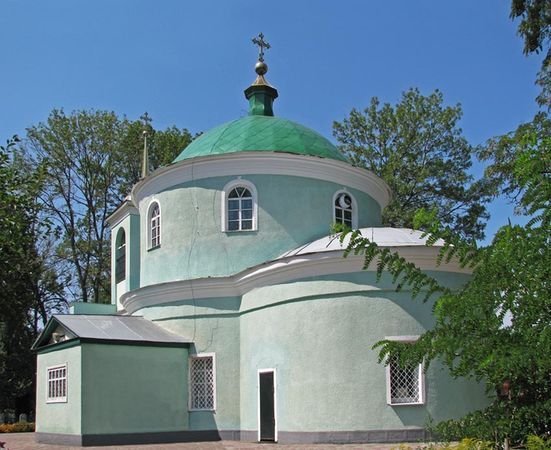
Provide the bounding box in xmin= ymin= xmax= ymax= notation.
xmin=141 ymin=309 xmax=241 ymax=431
xmin=135 ymin=270 xmax=487 ymax=435
xmin=69 ymin=302 xmax=117 ymax=315
xmin=128 ymin=214 xmax=141 ymax=290
xmin=139 ymin=175 xmax=381 ymax=287
xmin=36 ymin=345 xmax=82 ymax=435
xmin=238 ymin=285 xmax=488 ymax=432
xmin=80 ymin=343 xmax=188 ymax=435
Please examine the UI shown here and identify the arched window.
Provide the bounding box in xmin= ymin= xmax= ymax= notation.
xmin=115 ymin=228 xmax=126 ymax=283
xmin=148 ymin=202 xmax=161 ymax=248
xmin=228 ymin=187 xmax=253 ymax=231
xmin=222 ymin=180 xmax=258 ymax=232
xmin=333 ymin=191 xmax=357 ymax=229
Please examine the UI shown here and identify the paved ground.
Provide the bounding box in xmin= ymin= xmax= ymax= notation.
xmin=0 ymin=433 xmax=425 ymax=450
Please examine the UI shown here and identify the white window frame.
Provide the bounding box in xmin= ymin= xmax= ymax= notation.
xmin=147 ymin=200 xmax=161 ymax=249
xmin=385 ymin=336 xmax=425 ymax=406
xmin=46 ymin=363 xmax=68 ymax=403
xmin=188 ymin=352 xmax=216 ymax=411
xmin=257 ymin=368 xmax=278 ymax=443
xmin=333 ymin=189 xmax=358 ymax=229
xmin=221 ymin=179 xmax=258 ymax=232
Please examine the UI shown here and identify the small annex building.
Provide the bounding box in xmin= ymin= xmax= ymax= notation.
xmin=33 ymin=41 xmax=488 ymax=446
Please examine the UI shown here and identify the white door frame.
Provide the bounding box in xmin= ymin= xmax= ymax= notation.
xmin=257 ymin=368 xmax=277 ymax=442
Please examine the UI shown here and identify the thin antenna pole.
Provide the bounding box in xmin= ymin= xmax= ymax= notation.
xmin=142 ymin=129 xmax=149 ymax=178
xmin=140 ymin=112 xmax=151 ymax=179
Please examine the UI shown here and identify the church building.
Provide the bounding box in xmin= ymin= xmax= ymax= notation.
xmin=32 ymin=35 xmax=487 ymax=446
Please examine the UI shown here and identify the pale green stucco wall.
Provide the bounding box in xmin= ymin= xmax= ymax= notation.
xmin=135 ymin=270 xmax=487 ymax=435
xmin=36 ymin=344 xmax=82 ymax=435
xmin=238 ymin=284 xmax=487 ymax=432
xmin=146 ymin=307 xmax=241 ymax=431
xmin=69 ymin=302 xmax=117 ymax=315
xmin=139 ymin=175 xmax=381 ymax=287
xmin=80 ymin=343 xmax=188 ymax=435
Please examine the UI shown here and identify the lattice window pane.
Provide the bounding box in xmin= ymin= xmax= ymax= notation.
xmin=389 ymin=355 xmax=420 ymax=404
xmin=47 ymin=364 xmax=67 ymax=402
xmin=190 ymin=356 xmax=215 ymax=410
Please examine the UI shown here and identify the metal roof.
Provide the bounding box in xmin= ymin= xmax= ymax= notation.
xmin=279 ymin=227 xmax=445 ymax=259
xmin=173 ymin=115 xmax=347 ymax=163
xmin=34 ymin=315 xmax=190 ymax=349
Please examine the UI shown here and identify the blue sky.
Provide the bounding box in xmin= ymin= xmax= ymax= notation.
xmin=0 ymin=0 xmax=543 ymax=242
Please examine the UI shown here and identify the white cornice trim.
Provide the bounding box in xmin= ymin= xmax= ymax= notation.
xmin=106 ymin=200 xmax=139 ymax=228
xmin=120 ymin=246 xmax=470 ymax=314
xmin=130 ymin=152 xmax=391 ymax=210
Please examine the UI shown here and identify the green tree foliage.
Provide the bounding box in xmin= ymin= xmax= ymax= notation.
xmin=339 ymin=114 xmax=550 ymax=447
xmin=24 ymin=109 xmax=193 ymax=304
xmin=117 ymin=115 xmax=194 ymax=195
xmin=510 ymin=0 xmax=551 ymax=107
xmin=479 ymin=111 xmax=550 ymax=215
xmin=333 ymin=88 xmax=492 ymax=240
xmin=0 ymin=137 xmax=41 ymax=414
xmin=26 ymin=110 xmax=125 ymax=304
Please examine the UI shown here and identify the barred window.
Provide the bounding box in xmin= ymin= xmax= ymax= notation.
xmin=385 ymin=337 xmax=424 ymax=405
xmin=388 ymin=356 xmax=423 ymax=404
xmin=334 ymin=191 xmax=357 ymax=229
xmin=115 ymin=228 xmax=126 ymax=283
xmin=189 ymin=354 xmax=215 ymax=410
xmin=47 ymin=364 xmax=67 ymax=403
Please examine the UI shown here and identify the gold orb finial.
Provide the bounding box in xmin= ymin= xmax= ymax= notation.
xmin=255 ymin=60 xmax=268 ymax=76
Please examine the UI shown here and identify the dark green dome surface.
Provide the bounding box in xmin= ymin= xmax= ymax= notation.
xmin=173 ymin=115 xmax=347 ymax=163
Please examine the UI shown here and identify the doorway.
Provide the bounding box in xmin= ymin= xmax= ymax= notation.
xmin=258 ymin=369 xmax=277 ymax=442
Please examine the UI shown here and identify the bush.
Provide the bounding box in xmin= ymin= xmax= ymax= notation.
xmin=392 ymin=435 xmax=551 ymax=450
xmin=0 ymin=422 xmax=35 ymax=433
xmin=392 ymin=439 xmax=493 ymax=450
xmin=526 ymin=435 xmax=551 ymax=450
xmin=430 ymin=400 xmax=551 ymax=448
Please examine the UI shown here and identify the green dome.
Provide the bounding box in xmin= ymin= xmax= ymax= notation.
xmin=173 ymin=115 xmax=347 ymax=163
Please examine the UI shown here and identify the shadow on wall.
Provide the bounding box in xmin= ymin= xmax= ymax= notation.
xmin=187 ymin=411 xmax=241 ymax=441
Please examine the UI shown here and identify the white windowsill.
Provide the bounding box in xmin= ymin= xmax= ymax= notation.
xmin=46 ymin=398 xmax=67 ymax=404
xmin=388 ymin=401 xmax=424 ymax=406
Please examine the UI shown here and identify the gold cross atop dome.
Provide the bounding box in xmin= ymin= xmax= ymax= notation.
xmin=252 ymin=32 xmax=270 ymax=62
xmin=245 ymin=32 xmax=278 ymax=116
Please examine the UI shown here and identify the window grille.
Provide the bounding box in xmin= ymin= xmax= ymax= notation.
xmin=47 ymin=364 xmax=67 ymax=403
xmin=189 ymin=355 xmax=215 ymax=410
xmin=150 ymin=203 xmax=161 ymax=248
xmin=227 ymin=187 xmax=253 ymax=231
xmin=334 ymin=192 xmax=353 ymax=228
xmin=115 ymin=228 xmax=126 ymax=283
xmin=388 ymin=355 xmax=423 ymax=405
